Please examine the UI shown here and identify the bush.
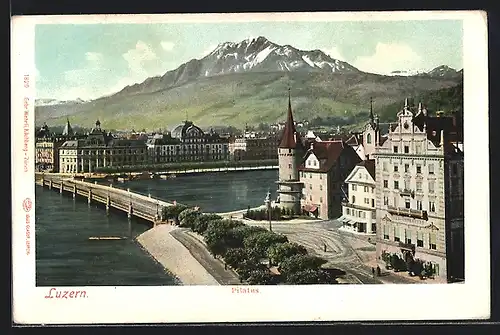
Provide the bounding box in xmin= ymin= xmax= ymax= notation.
xmin=162 ymin=204 xmax=189 ymax=224
xmin=268 ymin=242 xmax=308 ymax=266
xmin=203 ymin=219 xmax=246 ymax=257
xmin=279 ymin=254 xmax=328 ymax=275
xmin=246 ymin=269 xmax=276 ymax=285
xmin=285 ymin=268 xmax=335 ymax=285
xmin=192 ymin=213 xmax=223 ymax=234
xmin=243 ymin=231 xmax=288 ymax=257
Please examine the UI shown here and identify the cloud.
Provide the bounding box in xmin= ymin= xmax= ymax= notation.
xmin=160 ymin=41 xmax=175 ymax=52
xmin=123 ymin=40 xmax=159 ymax=75
xmin=353 ymin=42 xmax=422 ymax=75
xmin=322 ymin=47 xmax=345 ymax=61
xmin=85 ymin=52 xmax=104 ymax=63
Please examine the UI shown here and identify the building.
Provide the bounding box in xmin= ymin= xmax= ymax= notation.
xmin=228 ymin=132 xmax=279 ymax=161
xmin=338 ymin=159 xmax=376 ymax=234
xmin=146 ymin=135 xmax=182 ymax=164
xmin=276 ymin=90 xmax=305 ymax=214
xmin=299 ymin=140 xmax=362 ymax=219
xmin=373 ymin=99 xmax=464 ymax=282
xmin=59 ymin=120 xmax=148 ymax=173
xmin=35 ymin=119 xmax=84 ymax=172
xmin=166 ymin=120 xmax=230 ymax=162
xmin=361 ymin=98 xmax=381 ymax=160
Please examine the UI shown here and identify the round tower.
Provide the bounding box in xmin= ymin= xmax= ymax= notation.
xmin=276 ymin=89 xmax=304 ymax=214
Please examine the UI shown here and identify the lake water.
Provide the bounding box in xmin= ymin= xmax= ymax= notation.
xmin=35 ymin=170 xmax=279 ymax=286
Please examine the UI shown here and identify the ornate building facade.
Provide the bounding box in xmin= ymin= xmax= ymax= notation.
xmin=228 ymin=132 xmax=279 ymax=161
xmin=59 ymin=120 xmax=148 ymax=173
xmin=373 ymin=99 xmax=464 ymax=282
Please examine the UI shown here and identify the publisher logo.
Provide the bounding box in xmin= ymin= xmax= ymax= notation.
xmin=23 ymin=198 xmax=32 ymax=212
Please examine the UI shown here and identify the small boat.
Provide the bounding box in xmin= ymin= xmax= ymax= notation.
xmin=88 ymin=236 xmax=126 ymax=240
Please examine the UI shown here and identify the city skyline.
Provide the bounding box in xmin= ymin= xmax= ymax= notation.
xmin=35 ymin=20 xmax=463 ymax=101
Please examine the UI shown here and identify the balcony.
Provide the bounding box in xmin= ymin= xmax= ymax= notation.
xmin=399 ymin=189 xmax=415 ymax=198
xmin=387 ymin=205 xmax=428 ymax=220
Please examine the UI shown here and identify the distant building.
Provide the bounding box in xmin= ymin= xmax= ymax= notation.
xmin=373 ymin=99 xmax=464 ymax=282
xmin=299 ymin=140 xmax=362 ymax=219
xmin=35 ymin=119 xmax=84 ymax=172
xmin=229 ymin=132 xmax=279 ymax=161
xmin=146 ymin=120 xmax=229 ymax=163
xmin=59 ymin=120 xmax=148 ymax=173
xmin=339 ymin=159 xmax=376 ymax=234
xmin=276 ymin=90 xmax=305 ymax=214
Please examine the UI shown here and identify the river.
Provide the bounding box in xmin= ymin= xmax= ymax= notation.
xmin=35 ymin=169 xmax=279 ymax=286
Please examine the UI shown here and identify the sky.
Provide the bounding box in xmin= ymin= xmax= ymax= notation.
xmin=35 ymin=20 xmax=463 ymax=101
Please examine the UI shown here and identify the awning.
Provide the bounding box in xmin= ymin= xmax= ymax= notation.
xmin=303 ymin=204 xmax=318 ymax=212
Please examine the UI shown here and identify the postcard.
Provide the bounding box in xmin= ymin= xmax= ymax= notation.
xmin=11 ymin=11 xmax=490 ymax=324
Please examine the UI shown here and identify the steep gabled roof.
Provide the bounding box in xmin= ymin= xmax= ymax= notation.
xmin=356 ymin=159 xmax=376 ymax=180
xmin=298 ymin=140 xmax=347 ymax=173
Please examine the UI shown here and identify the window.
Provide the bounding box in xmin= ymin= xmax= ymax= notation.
xmin=393 ymin=146 xmax=398 ymax=153
xmin=367 ymin=133 xmax=372 ymax=144
xmin=371 ymin=187 xmax=375 ymax=193
xmin=394 ymin=181 xmax=399 ymax=189
xmin=416 ymin=200 xmax=423 ymax=210
xmin=429 ymin=233 xmax=437 ymax=250
xmin=429 ymin=181 xmax=435 ymax=194
xmin=383 ymin=180 xmax=388 ymax=188
xmin=319 ymin=174 xmax=322 ymax=180
xmin=394 ymin=165 xmax=399 ymax=172
xmin=364 ymin=198 xmax=370 ymax=205
xmin=288 ymin=164 xmax=292 ymax=169
xmin=319 ymin=185 xmax=323 ymax=191
xmin=371 ymin=199 xmax=375 ymax=207
xmin=361 ymin=212 xmax=366 ymax=219
xmin=364 ymin=186 xmax=369 ymax=192
xmin=416 ymin=165 xmax=422 ymax=174
xmin=309 ymin=195 xmax=312 ymax=201
xmin=394 ymin=227 xmax=400 ymax=242
xmin=352 ymin=196 xmax=356 ymax=204
xmin=313 ymin=160 xmax=317 ymax=166
xmin=404 ymin=146 xmax=409 ymax=154
xmin=428 ymin=164 xmax=434 ymax=175
xmin=320 ymin=197 xmax=323 ymax=203
xmin=429 ymin=202 xmax=436 ymax=212
xmin=404 ymin=180 xmax=410 ymax=190
xmin=417 ymin=231 xmax=424 ymax=247
xmin=383 ymin=196 xmax=389 ymax=205
xmin=346 ymin=208 xmax=350 ymax=215
xmin=405 ymin=230 xmax=412 ymax=244
xmin=309 ymin=173 xmax=312 ymax=179
xmin=383 ymin=162 xmax=388 ymax=172
xmin=352 ymin=184 xmax=357 ymax=191
xmin=404 ymin=164 xmax=409 ymax=173
xmin=309 ymin=184 xmax=312 ymax=190
xmin=416 ymin=181 xmax=422 ymax=191
xmin=405 ymin=200 xmax=410 ymax=209
xmin=383 ymin=225 xmax=389 ymax=240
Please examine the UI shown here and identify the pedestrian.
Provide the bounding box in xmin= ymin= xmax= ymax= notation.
xmin=371 ymin=267 xmax=375 ymax=277
xmin=224 ymin=263 xmax=227 ymax=270
xmin=376 ymin=266 xmax=381 ymax=277
xmin=323 ymin=243 xmax=327 ymax=252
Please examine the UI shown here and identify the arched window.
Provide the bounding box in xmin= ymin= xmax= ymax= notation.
xmin=366 ymin=133 xmax=372 ymax=144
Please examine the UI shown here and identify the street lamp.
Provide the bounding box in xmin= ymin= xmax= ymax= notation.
xmin=265 ymin=189 xmax=272 ymax=232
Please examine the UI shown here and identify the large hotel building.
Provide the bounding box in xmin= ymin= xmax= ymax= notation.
xmin=373 ymin=99 xmax=464 ymax=282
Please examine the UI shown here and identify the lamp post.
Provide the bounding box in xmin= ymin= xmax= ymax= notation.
xmin=265 ymin=189 xmax=272 ymax=232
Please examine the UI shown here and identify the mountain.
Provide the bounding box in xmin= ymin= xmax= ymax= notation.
xmin=35 ymin=37 xmax=463 ymax=131
xmin=116 ymin=36 xmax=360 ymax=97
xmin=418 ymin=65 xmax=462 ymax=79
xmin=35 ymin=98 xmax=87 ymax=107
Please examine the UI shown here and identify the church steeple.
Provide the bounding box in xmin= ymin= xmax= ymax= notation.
xmin=62 ymin=117 xmax=73 ymax=136
xmin=369 ymin=97 xmax=374 ymax=123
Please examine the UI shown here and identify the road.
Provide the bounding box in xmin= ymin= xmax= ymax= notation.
xmin=243 ymin=219 xmax=417 ymax=284
xmin=170 ymin=229 xmax=241 ymax=285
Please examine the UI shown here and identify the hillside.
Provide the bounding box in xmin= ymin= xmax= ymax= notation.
xmin=34 ymin=36 xmax=463 ymax=131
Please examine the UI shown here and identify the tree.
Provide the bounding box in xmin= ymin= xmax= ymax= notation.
xmin=236 ymin=259 xmax=268 ymax=282
xmin=203 ymin=219 xmax=246 ymax=257
xmin=192 ymin=213 xmax=223 ymax=234
xmin=162 ymin=204 xmax=189 ymax=224
xmin=178 ymin=207 xmax=201 ymax=228
xmin=279 ymin=254 xmax=328 ymax=275
xmin=268 ymin=242 xmax=308 ymax=266
xmin=246 ymin=269 xmax=275 ymax=285
xmin=223 ymin=248 xmax=252 ymax=269
xmin=285 ymin=268 xmax=334 ymax=285
xmin=243 ymin=231 xmax=288 ymax=256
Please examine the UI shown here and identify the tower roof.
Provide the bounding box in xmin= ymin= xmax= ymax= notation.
xmin=279 ymin=89 xmax=303 ymax=149
xmin=62 ymin=118 xmax=73 ymax=136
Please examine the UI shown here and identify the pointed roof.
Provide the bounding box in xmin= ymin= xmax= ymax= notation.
xmin=62 ymin=117 xmax=73 ymax=136
xmin=279 ymin=88 xmax=303 ymax=149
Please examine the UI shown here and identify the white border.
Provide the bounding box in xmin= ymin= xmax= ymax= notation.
xmin=11 ymin=11 xmax=490 ymax=324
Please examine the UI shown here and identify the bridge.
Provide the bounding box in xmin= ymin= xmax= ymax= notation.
xmin=35 ymin=173 xmax=176 ymax=225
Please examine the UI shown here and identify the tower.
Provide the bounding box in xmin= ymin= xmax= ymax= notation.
xmin=276 ymin=88 xmax=304 ymax=214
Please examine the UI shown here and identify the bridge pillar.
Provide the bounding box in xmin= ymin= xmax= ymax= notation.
xmin=128 ymin=204 xmax=133 ymax=219
xmin=106 ymin=196 xmax=110 ymax=213
xmin=88 ymin=190 xmax=92 ymax=204
xmin=73 ymin=185 xmax=76 ymax=199
xmin=60 ymin=182 xmax=63 ymax=194
xmin=49 ymin=180 xmax=52 ymax=190
xmin=41 ymin=177 xmax=45 ymax=187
